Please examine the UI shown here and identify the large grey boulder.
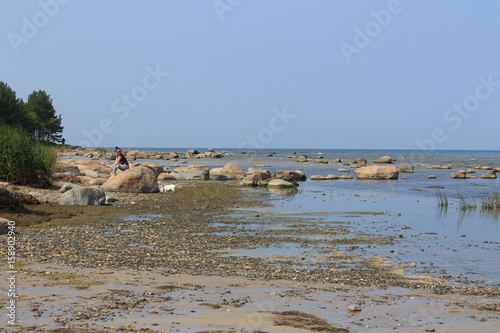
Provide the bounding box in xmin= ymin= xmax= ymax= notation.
xmin=59 ymin=187 xmax=106 ymax=205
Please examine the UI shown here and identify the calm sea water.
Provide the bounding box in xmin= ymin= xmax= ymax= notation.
xmin=129 ymin=148 xmax=500 ymax=284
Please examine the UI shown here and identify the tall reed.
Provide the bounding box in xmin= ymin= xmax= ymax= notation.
xmin=0 ymin=124 xmax=57 ymax=186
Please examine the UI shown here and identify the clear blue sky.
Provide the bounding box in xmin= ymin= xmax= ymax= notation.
xmin=1 ymin=0 xmax=499 ymax=150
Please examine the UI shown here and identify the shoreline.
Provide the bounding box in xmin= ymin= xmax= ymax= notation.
xmin=0 ymin=148 xmax=499 ymax=332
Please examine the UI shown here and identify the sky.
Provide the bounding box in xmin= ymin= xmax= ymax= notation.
xmin=1 ymin=0 xmax=499 ymax=151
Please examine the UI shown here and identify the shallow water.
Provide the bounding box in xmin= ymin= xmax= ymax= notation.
xmin=248 ymin=181 xmax=500 ymax=286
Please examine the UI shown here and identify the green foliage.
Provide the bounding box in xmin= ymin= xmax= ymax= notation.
xmin=0 ymin=82 xmax=64 ymax=144
xmin=0 ymin=124 xmax=57 ymax=186
xmin=25 ymin=90 xmax=63 ymax=143
xmin=0 ymin=81 xmax=26 ymax=128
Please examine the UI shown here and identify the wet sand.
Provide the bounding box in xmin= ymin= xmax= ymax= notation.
xmin=3 ymin=262 xmax=499 ymax=332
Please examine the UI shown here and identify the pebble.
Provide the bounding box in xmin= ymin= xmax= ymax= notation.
xmin=347 ymin=304 xmax=361 ymax=311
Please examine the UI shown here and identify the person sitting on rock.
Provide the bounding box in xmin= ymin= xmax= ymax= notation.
xmin=110 ymin=147 xmax=131 ymax=178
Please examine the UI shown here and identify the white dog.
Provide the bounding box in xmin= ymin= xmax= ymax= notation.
xmin=161 ymin=184 xmax=178 ymax=193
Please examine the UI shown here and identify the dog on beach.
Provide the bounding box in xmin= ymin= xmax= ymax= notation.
xmin=161 ymin=184 xmax=178 ymax=193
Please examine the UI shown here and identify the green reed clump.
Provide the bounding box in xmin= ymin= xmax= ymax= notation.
xmin=436 ymin=192 xmax=448 ymax=208
xmin=0 ymin=124 xmax=57 ymax=187
xmin=480 ymin=193 xmax=500 ymax=213
xmin=457 ymin=193 xmax=477 ymax=213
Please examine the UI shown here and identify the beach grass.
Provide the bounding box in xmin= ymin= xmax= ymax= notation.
xmin=0 ymin=124 xmax=57 ymax=186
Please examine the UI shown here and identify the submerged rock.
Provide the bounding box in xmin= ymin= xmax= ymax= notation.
xmin=267 ymin=179 xmax=298 ymax=189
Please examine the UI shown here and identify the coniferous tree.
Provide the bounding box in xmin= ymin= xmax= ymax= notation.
xmin=24 ymin=90 xmax=63 ymax=143
xmin=0 ymin=81 xmax=25 ymax=129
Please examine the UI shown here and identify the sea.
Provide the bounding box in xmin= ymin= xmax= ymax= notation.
xmin=123 ymin=148 xmax=500 ymax=285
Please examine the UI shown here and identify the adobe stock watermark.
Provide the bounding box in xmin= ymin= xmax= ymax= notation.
xmin=238 ymin=106 xmax=296 ymax=150
xmin=7 ymin=0 xmax=71 ymax=54
xmin=340 ymin=0 xmax=404 ymax=64
xmin=4 ymin=219 xmax=17 ymax=326
xmin=78 ymin=64 xmax=169 ymax=148
xmin=410 ymin=74 xmax=499 ymax=165
xmin=213 ymin=0 xmax=243 ymax=22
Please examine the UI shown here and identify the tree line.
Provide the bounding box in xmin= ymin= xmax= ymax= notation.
xmin=0 ymin=81 xmax=63 ymax=144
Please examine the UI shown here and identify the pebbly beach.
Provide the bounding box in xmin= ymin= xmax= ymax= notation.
xmin=0 ymin=147 xmax=499 ymax=333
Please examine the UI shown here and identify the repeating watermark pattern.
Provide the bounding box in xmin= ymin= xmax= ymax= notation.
xmin=4 ymin=220 xmax=17 ymax=326
xmin=7 ymin=0 xmax=71 ymax=54
xmin=340 ymin=0 xmax=404 ymax=64
xmin=213 ymin=0 xmax=244 ymax=22
xmin=238 ymin=106 xmax=296 ymax=150
xmin=78 ymin=64 xmax=169 ymax=148
xmin=410 ymin=74 xmax=498 ymax=164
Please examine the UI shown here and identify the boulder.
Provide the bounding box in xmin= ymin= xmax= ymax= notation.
xmin=374 ymin=156 xmax=393 ymax=164
xmin=428 ymin=175 xmax=437 ymax=179
xmin=315 ymin=159 xmax=329 ymax=164
xmin=169 ymin=152 xmax=179 ymax=159
xmin=141 ymin=162 xmax=164 ymax=178
xmin=158 ymin=172 xmax=176 ymax=181
xmin=89 ymin=178 xmax=108 ymax=186
xmin=0 ymin=188 xmax=20 ymax=210
xmin=247 ymin=167 xmax=269 ymax=175
xmin=481 ymin=171 xmax=497 ymax=179
xmin=102 ymin=166 xmax=159 ymax=193
xmin=350 ymin=158 xmax=367 ymax=168
xmin=340 ymin=174 xmax=353 ymax=179
xmin=296 ymin=155 xmax=308 ymax=162
xmin=240 ymin=172 xmax=272 ymax=186
xmin=174 ymin=165 xmax=209 ymax=173
xmin=59 ymin=187 xmax=106 ymax=206
xmin=0 ymin=218 xmax=12 ymax=235
xmin=310 ymin=175 xmax=326 ymax=181
xmin=451 ymin=170 xmax=467 ymax=179
xmin=355 ymin=166 xmax=398 ymax=180
xmin=175 ymin=170 xmax=209 ymax=181
xmin=58 ymin=165 xmax=81 ymax=176
xmin=210 ymin=163 xmax=245 ymax=180
xmin=495 ymin=167 xmax=500 ymax=173
xmin=398 ymin=165 xmax=414 ymax=173
xmin=276 ymin=170 xmax=306 ymax=181
xmin=59 ymin=183 xmax=82 ymax=193
xmin=267 ymin=179 xmax=298 ymax=189
xmin=337 ymin=168 xmax=350 ymax=173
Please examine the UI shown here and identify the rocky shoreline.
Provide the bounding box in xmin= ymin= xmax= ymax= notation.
xmin=0 ymin=147 xmax=499 ymax=332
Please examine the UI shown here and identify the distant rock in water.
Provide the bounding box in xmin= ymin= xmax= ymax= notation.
xmin=350 ymin=158 xmax=367 ymax=168
xmin=374 ymin=155 xmax=393 ymax=164
xmin=398 ymin=165 xmax=414 ymax=173
xmin=267 ymin=179 xmax=298 ymax=189
xmin=355 ymin=166 xmax=398 ymax=180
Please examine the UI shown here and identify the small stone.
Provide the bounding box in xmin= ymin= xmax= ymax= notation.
xmin=347 ymin=304 xmax=361 ymax=311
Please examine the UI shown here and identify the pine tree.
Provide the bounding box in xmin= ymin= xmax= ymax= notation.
xmin=25 ymin=90 xmax=64 ymax=143
xmin=0 ymin=81 xmax=25 ymax=128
